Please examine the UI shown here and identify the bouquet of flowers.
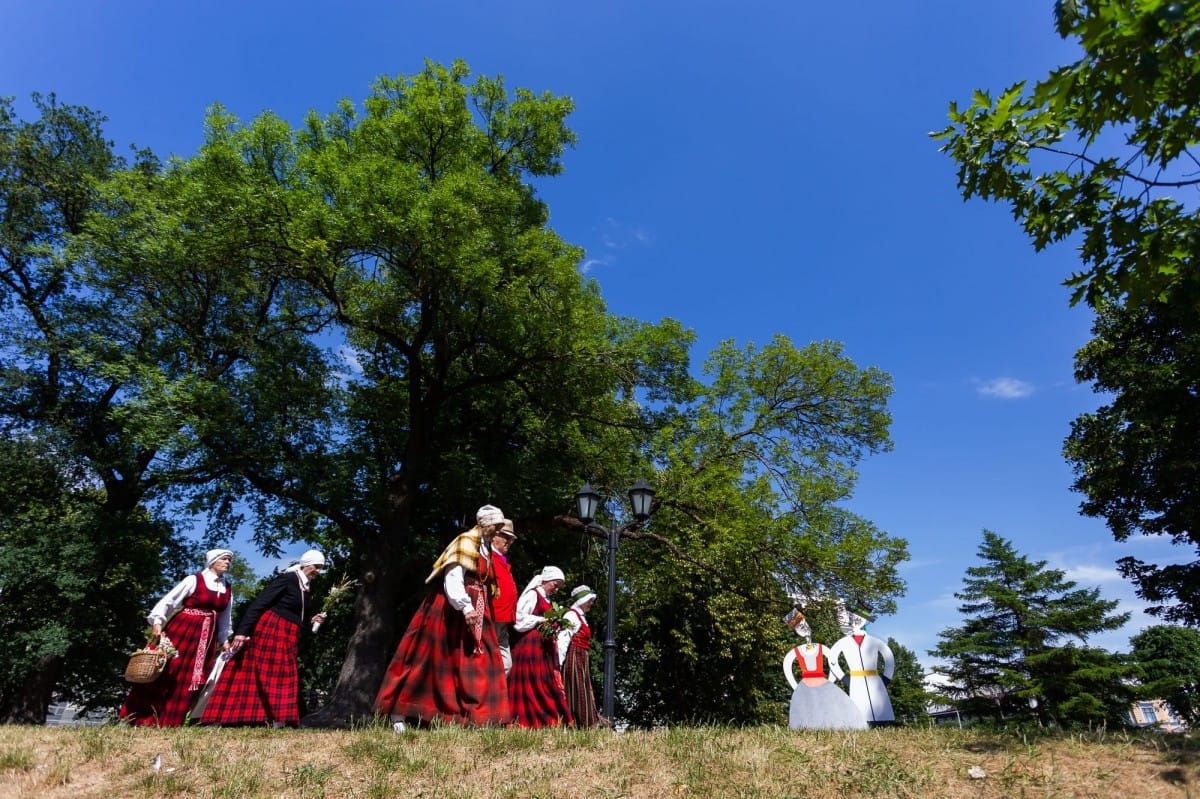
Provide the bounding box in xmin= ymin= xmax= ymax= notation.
xmin=139 ymin=633 xmax=177 ymax=659
xmin=313 ymin=576 xmax=358 ymax=632
xmin=538 ymin=603 xmax=573 ymax=641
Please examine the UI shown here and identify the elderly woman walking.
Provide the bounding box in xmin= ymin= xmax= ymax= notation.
xmin=119 ymin=549 xmax=235 ymax=726
xmin=200 ymin=549 xmax=327 ymax=728
xmin=375 ymin=505 xmax=512 ymax=729
xmin=508 ymin=565 xmax=572 ymax=728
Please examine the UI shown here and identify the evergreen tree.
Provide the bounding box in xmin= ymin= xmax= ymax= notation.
xmin=886 ymin=637 xmax=931 ymax=725
xmin=931 ymin=530 xmax=1133 ymax=727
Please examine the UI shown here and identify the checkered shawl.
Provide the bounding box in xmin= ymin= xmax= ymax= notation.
xmin=426 ymin=528 xmax=485 ymax=583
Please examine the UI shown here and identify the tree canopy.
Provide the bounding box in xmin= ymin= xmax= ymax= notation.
xmin=934 ymin=0 xmax=1200 ymax=308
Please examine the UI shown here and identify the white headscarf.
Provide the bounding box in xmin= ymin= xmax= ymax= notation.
xmin=286 ymin=549 xmax=326 ymax=573
xmin=476 ymin=504 xmax=504 ymax=526
xmin=521 ymin=565 xmax=565 ymax=596
xmin=205 ymin=549 xmax=234 ymax=569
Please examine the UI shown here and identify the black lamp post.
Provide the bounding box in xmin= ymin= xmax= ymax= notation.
xmin=574 ymin=478 xmax=655 ymax=720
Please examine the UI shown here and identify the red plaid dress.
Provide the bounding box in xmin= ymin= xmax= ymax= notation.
xmin=561 ymin=609 xmax=600 ymax=728
xmin=201 ymin=572 xmax=308 ymax=727
xmin=375 ymin=555 xmax=512 ymax=726
xmin=508 ymin=592 xmax=573 ymax=728
xmin=119 ymin=574 xmax=231 ymax=727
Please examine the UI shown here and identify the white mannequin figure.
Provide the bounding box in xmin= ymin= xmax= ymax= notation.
xmin=825 ymin=605 xmax=895 ymax=726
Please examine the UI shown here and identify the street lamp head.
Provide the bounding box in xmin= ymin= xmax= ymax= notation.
xmin=628 ymin=478 xmax=655 ymax=520
xmin=575 ymin=482 xmax=602 ymax=523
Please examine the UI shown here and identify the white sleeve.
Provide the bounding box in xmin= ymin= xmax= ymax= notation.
xmin=557 ymin=610 xmax=581 ymax=667
xmin=147 ymin=575 xmax=198 ymax=627
xmin=512 ymin=589 xmax=544 ymax=633
xmin=825 ymin=640 xmax=847 ymax=681
xmin=879 ymin=637 xmax=896 ymax=680
xmin=442 ymin=564 xmax=472 ymax=615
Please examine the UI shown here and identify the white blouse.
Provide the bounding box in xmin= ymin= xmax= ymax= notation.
xmin=146 ymin=569 xmax=233 ymax=644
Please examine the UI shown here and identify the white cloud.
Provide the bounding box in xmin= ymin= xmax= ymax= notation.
xmin=976 ymin=377 xmax=1035 ymax=399
xmin=1063 ymin=563 xmax=1123 ymax=584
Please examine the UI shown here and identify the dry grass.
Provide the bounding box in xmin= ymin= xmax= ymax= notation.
xmin=1 ymin=722 xmax=1197 ymax=799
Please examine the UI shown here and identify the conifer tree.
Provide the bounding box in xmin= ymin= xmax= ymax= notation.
xmin=931 ymin=530 xmax=1133 ymax=727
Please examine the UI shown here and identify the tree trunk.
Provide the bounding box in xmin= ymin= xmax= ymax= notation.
xmin=303 ymin=564 xmax=399 ymax=728
xmin=0 ymin=654 xmax=60 ymax=724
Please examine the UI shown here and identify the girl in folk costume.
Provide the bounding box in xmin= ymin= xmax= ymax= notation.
xmin=375 ymin=505 xmax=512 ymax=729
xmin=825 ymin=605 xmax=896 ymax=726
xmin=557 ymin=585 xmax=603 ymax=728
xmin=508 ymin=565 xmax=572 ymax=728
xmin=119 ymin=550 xmax=235 ymax=726
xmin=781 ymin=617 xmax=867 ymax=730
xmin=200 ymin=550 xmax=328 ymax=728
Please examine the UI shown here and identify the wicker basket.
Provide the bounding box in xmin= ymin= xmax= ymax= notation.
xmin=124 ymin=647 xmax=168 ymax=684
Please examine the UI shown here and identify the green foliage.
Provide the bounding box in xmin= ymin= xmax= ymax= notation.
xmin=0 ymin=95 xmax=191 ymax=721
xmin=615 ymin=336 xmax=905 ymax=726
xmin=0 ymin=437 xmax=181 ymax=723
xmin=931 ymin=531 xmax=1135 ymax=728
xmin=935 ymin=0 xmax=1200 ymax=307
xmin=1065 ymin=287 xmax=1200 ymax=624
xmin=886 ymin=637 xmax=932 ymax=725
xmin=1130 ymin=624 xmax=1200 ymax=725
xmin=943 ymin=1 xmax=1200 ymax=631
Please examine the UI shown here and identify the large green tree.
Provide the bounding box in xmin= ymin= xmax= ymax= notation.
xmin=935 ymin=0 xmax=1200 ymax=627
xmin=931 ymin=530 xmax=1133 ymax=727
xmin=0 ymin=95 xmax=196 ymax=722
xmin=1130 ymin=624 xmax=1200 ymax=725
xmin=615 ymin=336 xmax=904 ymax=725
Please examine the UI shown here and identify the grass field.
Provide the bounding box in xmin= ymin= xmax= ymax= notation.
xmin=1 ymin=722 xmax=1197 ymax=798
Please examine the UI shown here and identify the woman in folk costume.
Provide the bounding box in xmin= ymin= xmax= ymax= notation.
xmin=825 ymin=605 xmax=896 ymax=726
xmin=508 ymin=565 xmax=572 ymax=728
xmin=200 ymin=549 xmax=328 ymax=728
xmin=375 ymin=505 xmax=512 ymax=729
xmin=119 ymin=549 xmax=235 ymax=726
xmin=781 ymin=618 xmax=867 ymax=730
xmin=557 ymin=585 xmax=603 ymax=728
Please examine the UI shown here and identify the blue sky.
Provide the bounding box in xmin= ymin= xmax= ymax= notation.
xmin=4 ymin=0 xmax=1180 ymax=667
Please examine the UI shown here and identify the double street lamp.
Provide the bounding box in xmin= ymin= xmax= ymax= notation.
xmin=574 ymin=478 xmax=655 ymax=720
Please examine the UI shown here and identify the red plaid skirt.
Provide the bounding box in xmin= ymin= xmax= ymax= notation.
xmin=118 ymin=607 xmax=222 ymax=727
xmin=375 ymin=587 xmax=512 ymax=726
xmin=562 ymin=645 xmax=599 ymax=728
xmin=508 ymin=628 xmax=572 ymax=728
xmin=200 ymin=610 xmax=300 ymax=727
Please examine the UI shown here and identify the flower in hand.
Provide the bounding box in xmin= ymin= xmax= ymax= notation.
xmin=538 ymin=603 xmax=572 ymax=640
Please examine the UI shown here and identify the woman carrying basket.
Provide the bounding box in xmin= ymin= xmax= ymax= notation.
xmin=118 ymin=549 xmax=235 ymax=727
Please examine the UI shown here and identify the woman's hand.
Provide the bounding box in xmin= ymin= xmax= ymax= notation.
xmin=230 ymin=635 xmax=250 ymax=653
xmin=312 ymin=612 xmax=327 ymax=625
xmin=464 ymin=608 xmax=481 ymax=624
xmin=151 ymin=623 xmax=163 ymax=639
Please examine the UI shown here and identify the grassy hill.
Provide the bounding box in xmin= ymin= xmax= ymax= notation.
xmin=2 ymin=722 xmax=1197 ymax=798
